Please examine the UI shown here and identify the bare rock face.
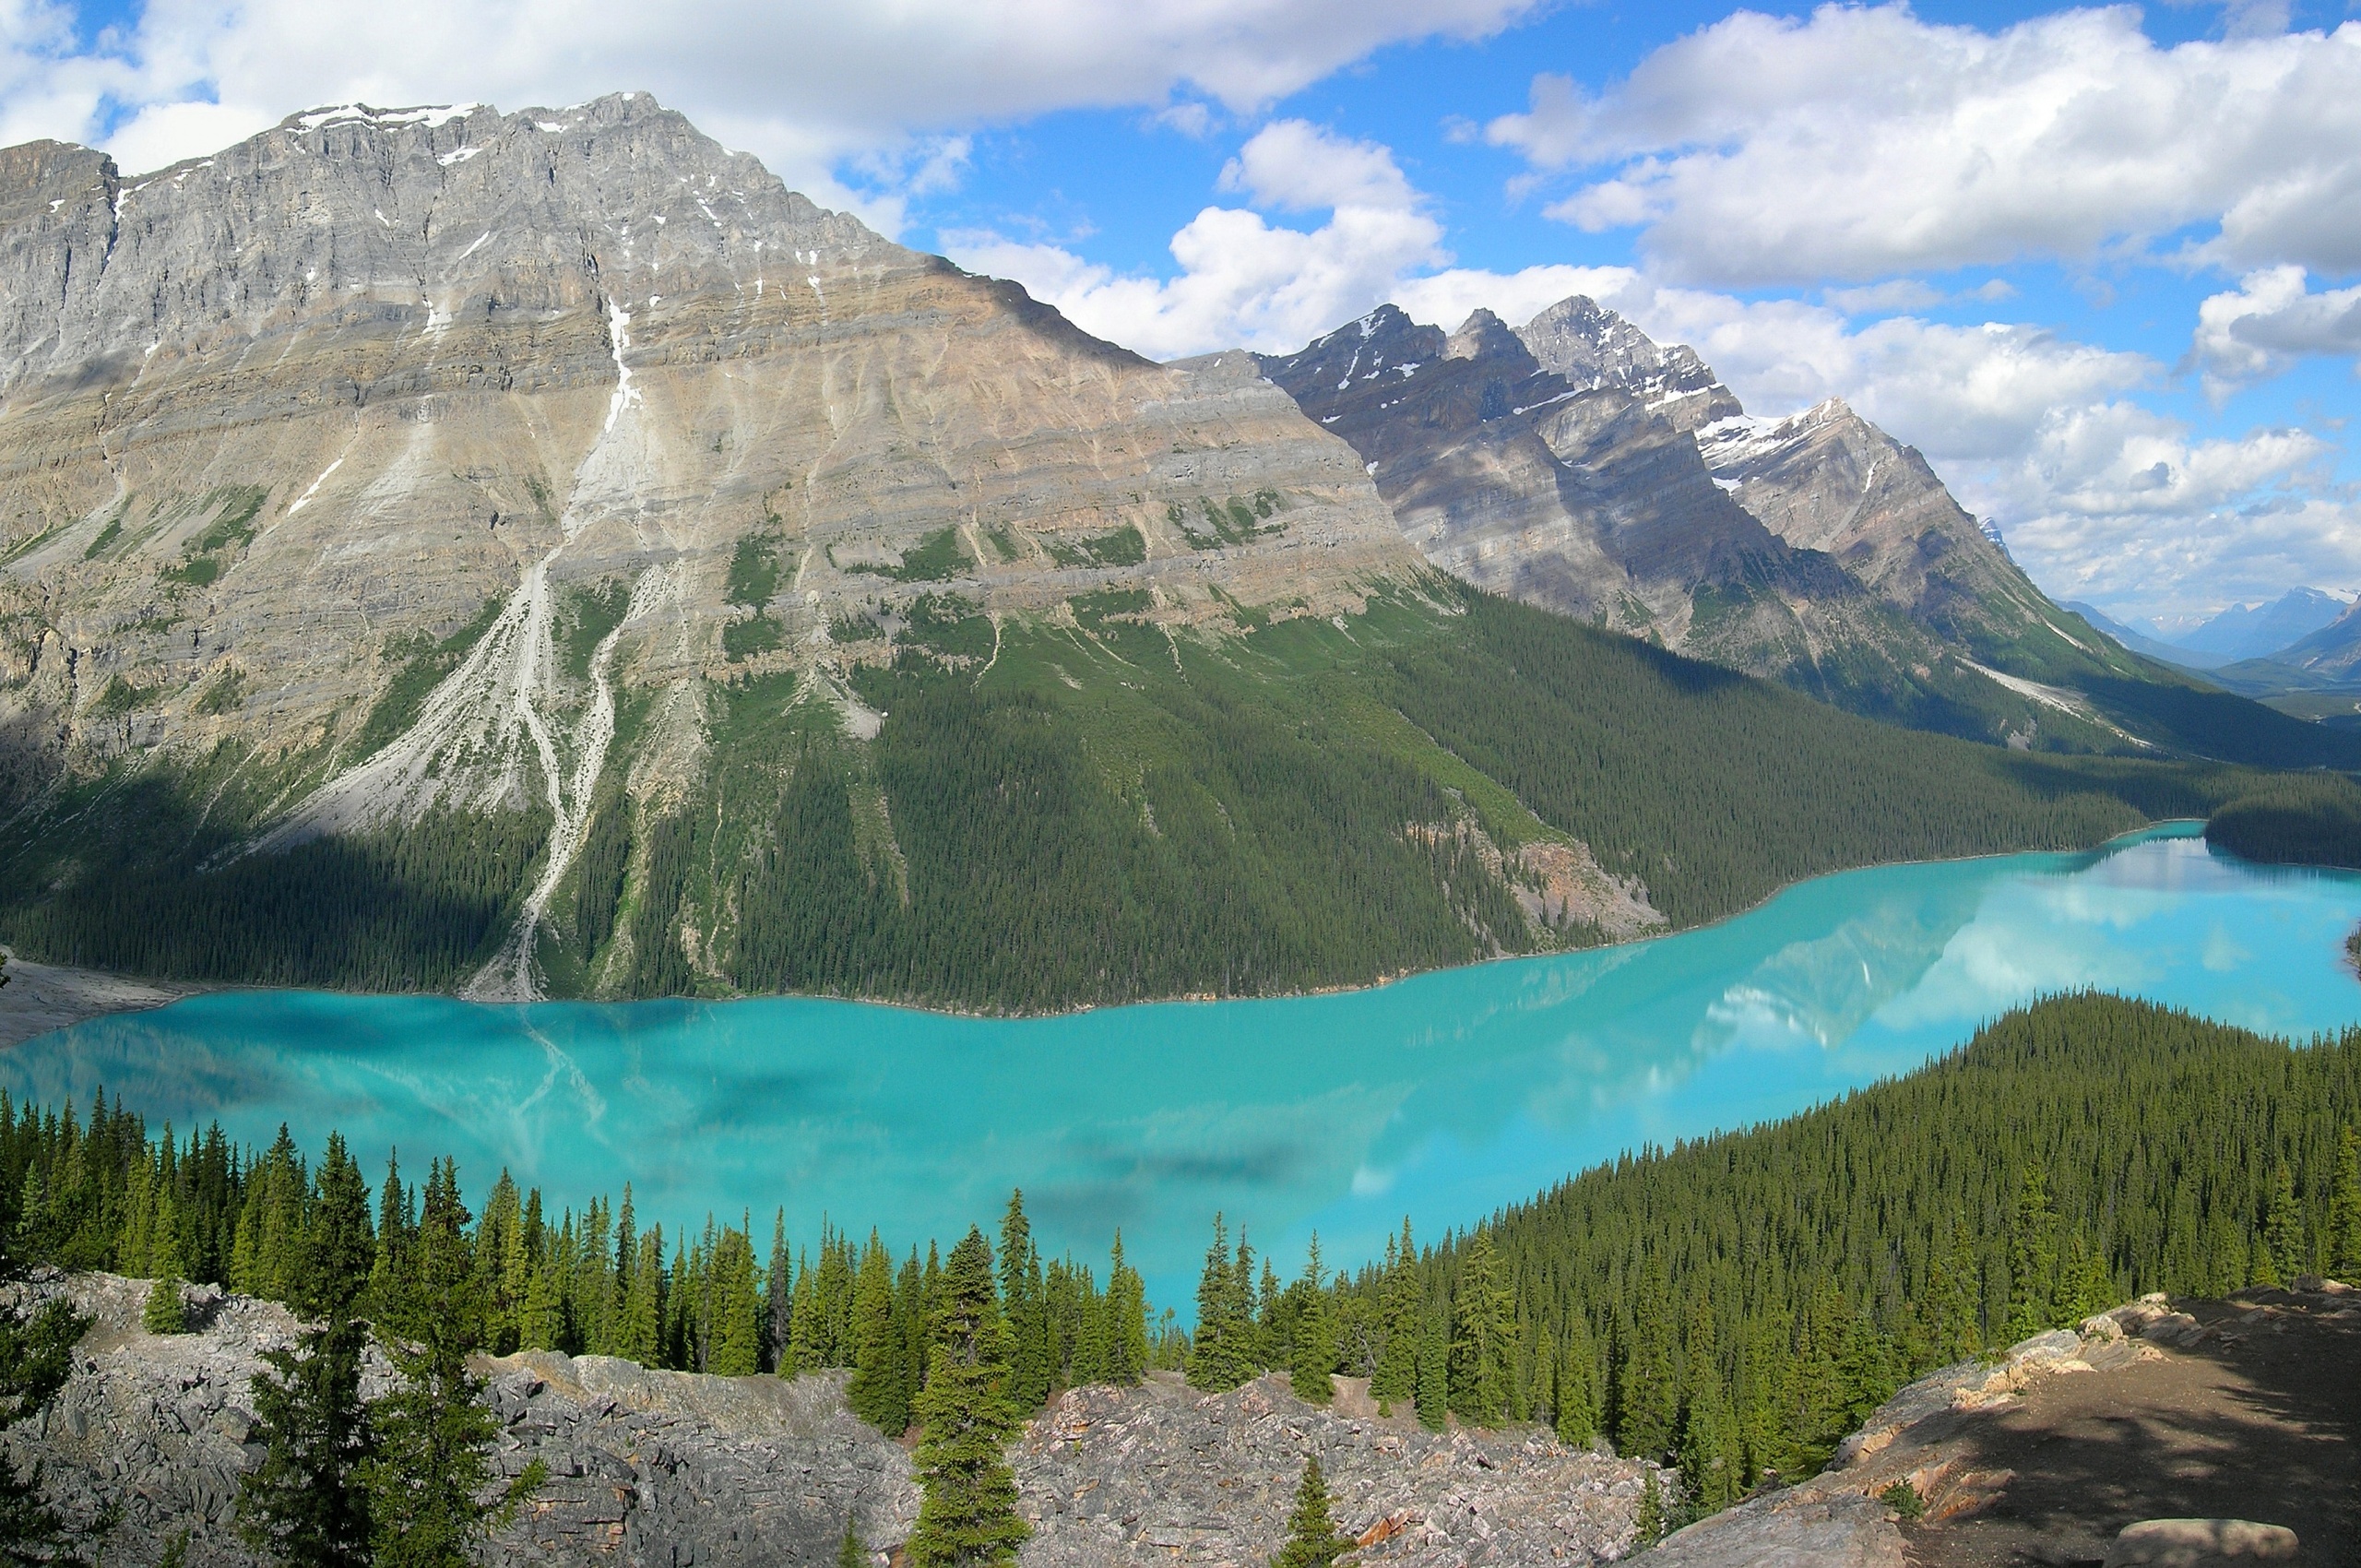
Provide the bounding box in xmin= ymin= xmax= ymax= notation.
xmin=1514 ymin=296 xmax=1742 ymax=435
xmin=1014 ymin=1373 xmax=1655 ymax=1566
xmin=3 ymin=1272 xmax=919 ymax=1567
xmin=1695 ymin=398 xmax=2070 ymax=654
xmin=1261 ymin=295 xmax=2156 ymax=744
xmin=0 ymin=92 xmax=1412 ymax=817
xmin=0 ymin=1277 xmax=1655 ymax=1568
xmin=1255 ymin=305 xmax=1942 ymax=695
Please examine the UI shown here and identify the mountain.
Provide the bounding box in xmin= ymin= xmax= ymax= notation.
xmin=2237 ymin=596 xmax=2361 ymax=683
xmin=0 ymin=97 xmax=2311 ymax=1008
xmin=2171 ymin=588 xmax=2351 ymax=661
xmin=2064 ymin=601 xmax=2231 ymax=670
xmin=1259 ymin=300 xmax=2349 ymax=767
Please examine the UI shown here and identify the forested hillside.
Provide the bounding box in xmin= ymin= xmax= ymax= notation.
xmin=0 ymin=583 xmax=2272 ymax=1010
xmin=4 ymin=992 xmax=2355 ymax=1538
xmin=1338 ymin=992 xmax=2361 ymax=1515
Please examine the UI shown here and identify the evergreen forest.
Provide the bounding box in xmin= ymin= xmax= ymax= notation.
xmin=0 ymin=990 xmax=2354 ymax=1539
xmin=3 ymin=584 xmax=2284 ymax=1011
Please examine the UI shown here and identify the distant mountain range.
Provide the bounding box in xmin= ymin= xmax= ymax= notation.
xmin=2070 ymin=589 xmax=2361 ymax=695
xmin=2169 ymin=588 xmax=2351 ymax=661
xmin=0 ymin=95 xmax=2344 ymax=1008
xmin=1258 ymin=299 xmax=2338 ymax=759
xmin=2064 ymin=602 xmax=2229 ymax=670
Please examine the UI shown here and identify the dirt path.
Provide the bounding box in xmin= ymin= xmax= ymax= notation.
xmin=1902 ymin=1289 xmax=2361 ymax=1567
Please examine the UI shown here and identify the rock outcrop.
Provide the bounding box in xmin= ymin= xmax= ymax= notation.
xmin=1646 ymin=1284 xmax=2359 ymax=1566
xmin=1259 ymin=297 xmax=2162 ymax=749
xmin=1015 ymin=1376 xmax=1653 ymax=1566
xmin=3 ymin=1274 xmax=1655 ymax=1567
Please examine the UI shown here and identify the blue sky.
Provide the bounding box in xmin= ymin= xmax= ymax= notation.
xmin=4 ymin=0 xmax=2357 ymax=626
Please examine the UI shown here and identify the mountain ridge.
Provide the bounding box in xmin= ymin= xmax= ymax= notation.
xmin=0 ymin=95 xmax=2319 ymax=1009
xmin=1258 ymin=296 xmax=2350 ymax=769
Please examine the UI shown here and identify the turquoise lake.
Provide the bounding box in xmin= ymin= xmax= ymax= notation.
xmin=9 ymin=823 xmax=2361 ymax=1311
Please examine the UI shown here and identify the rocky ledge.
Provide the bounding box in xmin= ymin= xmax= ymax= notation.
xmin=1646 ymin=1282 xmax=2358 ymax=1566
xmin=1 ymin=1274 xmax=1656 ymax=1567
xmin=1016 ymin=1376 xmax=1653 ymax=1565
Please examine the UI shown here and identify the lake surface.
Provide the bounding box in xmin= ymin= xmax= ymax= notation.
xmin=10 ymin=824 xmax=2361 ymax=1311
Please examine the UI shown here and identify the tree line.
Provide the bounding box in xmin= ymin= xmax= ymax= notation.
xmin=5 ymin=586 xmax=2269 ymax=1014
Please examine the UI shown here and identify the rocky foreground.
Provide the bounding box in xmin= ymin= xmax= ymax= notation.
xmin=1648 ymin=1280 xmax=2358 ymax=1567
xmin=3 ymin=1273 xmax=1657 ymax=1567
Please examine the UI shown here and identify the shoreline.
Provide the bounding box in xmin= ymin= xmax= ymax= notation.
xmin=0 ymin=818 xmax=2215 ymax=1040
xmin=0 ymin=949 xmax=196 ymax=1051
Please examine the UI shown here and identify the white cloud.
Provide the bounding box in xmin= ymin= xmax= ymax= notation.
xmin=1967 ymin=404 xmax=2359 ymax=615
xmin=1486 ymin=5 xmax=2361 ymax=285
xmin=947 ymin=119 xmax=1450 ymax=359
xmin=0 ymin=0 xmax=1540 ymax=228
xmin=1390 ymin=264 xmax=1640 ymax=337
xmin=2193 ymin=265 xmax=2361 ymax=394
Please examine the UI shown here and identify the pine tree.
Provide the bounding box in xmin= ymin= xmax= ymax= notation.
xmin=1270 ymin=1456 xmax=1357 ymax=1568
xmin=908 ymin=1228 xmax=1028 ymax=1568
xmin=997 ymin=1193 xmax=1050 ymax=1411
xmin=765 ymin=1212 xmax=793 ymax=1373
xmin=1103 ymin=1233 xmax=1148 ymax=1386
xmin=1290 ymin=1236 xmax=1335 ymax=1405
xmin=1371 ymin=1222 xmax=1418 ymax=1408
xmin=1413 ymin=1311 xmax=1447 ymax=1431
xmin=849 ymin=1232 xmax=910 ymax=1433
xmin=2329 ymin=1127 xmax=2361 ymax=1280
xmin=1447 ymin=1232 xmax=1513 ymax=1425
xmin=708 ymin=1222 xmax=764 ymax=1376
xmin=363 ymin=1160 xmax=544 ymax=1567
xmin=1553 ymin=1316 xmax=1596 ymax=1448
xmin=0 ymin=1292 xmax=89 ymax=1562
xmin=2003 ymin=1164 xmax=2058 ymax=1343
xmin=2058 ymin=1233 xmax=2116 ymax=1324
xmin=238 ymin=1320 xmax=373 ymax=1568
xmin=299 ymin=1134 xmax=376 ymax=1321
xmin=144 ymin=1274 xmax=189 ymax=1335
xmin=1187 ymin=1215 xmax=1255 ymax=1393
xmin=619 ymin=1229 xmax=662 ymax=1365
xmin=1923 ymin=1210 xmax=1982 ymax=1360
xmin=837 ymin=1517 xmax=868 ymax=1568
xmin=1617 ymin=1257 xmax=1677 ymax=1459
xmin=2263 ymin=1160 xmax=2306 ymax=1285
xmin=1675 ymin=1299 xmax=1739 ymax=1514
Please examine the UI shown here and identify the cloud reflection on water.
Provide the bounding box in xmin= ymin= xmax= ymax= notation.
xmin=9 ymin=826 xmax=2358 ymax=1311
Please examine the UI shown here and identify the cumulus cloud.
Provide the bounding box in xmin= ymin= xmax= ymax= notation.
xmin=1486 ymin=5 xmax=2361 ymax=285
xmin=946 ymin=119 xmax=1452 ymax=359
xmin=1965 ymin=404 xmax=2358 ymax=614
xmin=2193 ymin=266 xmax=2361 ymax=394
xmin=0 ymin=0 xmax=1540 ymax=222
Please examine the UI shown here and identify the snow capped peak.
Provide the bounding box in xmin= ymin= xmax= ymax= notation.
xmin=293 ymin=103 xmax=481 ymax=132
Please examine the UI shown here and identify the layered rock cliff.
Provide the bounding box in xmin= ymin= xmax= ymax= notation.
xmin=0 ymin=96 xmax=1466 ymax=1002
xmin=0 ymin=95 xmax=1406 ymax=802
xmin=1258 ymin=298 xmax=2262 ymax=755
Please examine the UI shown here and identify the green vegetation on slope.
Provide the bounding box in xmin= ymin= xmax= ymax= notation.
xmin=1322 ymin=992 xmax=2361 ymax=1515
xmin=0 ymin=580 xmax=2275 ymax=1006
xmin=0 ymin=736 xmax=544 ymax=992
xmin=2204 ymin=772 xmax=2361 ymax=869
xmin=350 ymin=594 xmax=504 ymax=762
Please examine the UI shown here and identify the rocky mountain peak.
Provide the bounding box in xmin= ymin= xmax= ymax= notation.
xmin=1442 ymin=308 xmax=1529 ymax=365
xmin=0 ymin=91 xmax=1416 ymax=998
xmin=1512 ymin=294 xmax=1740 ymax=433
